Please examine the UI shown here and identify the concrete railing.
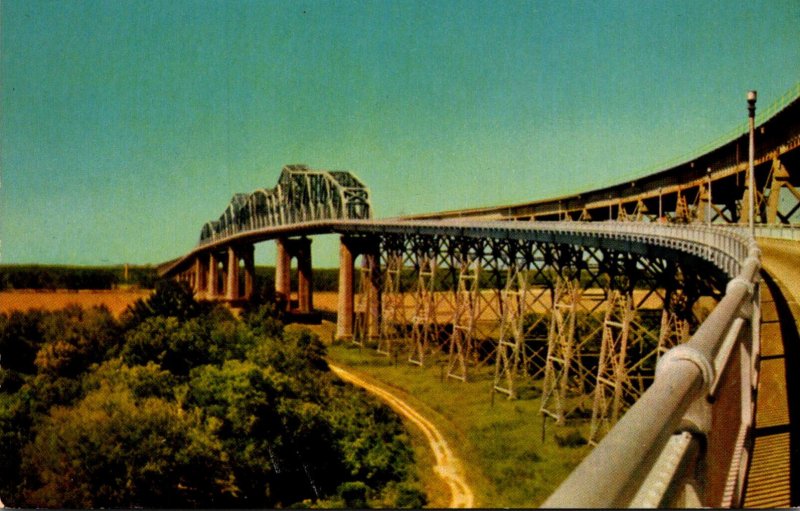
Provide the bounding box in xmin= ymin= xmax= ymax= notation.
xmin=542 ymin=229 xmax=761 ymax=508
xmin=753 ymin=223 xmax=800 ymax=241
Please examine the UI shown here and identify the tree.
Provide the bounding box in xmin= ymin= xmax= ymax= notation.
xmin=185 ymin=359 xmax=343 ymax=507
xmin=34 ymin=305 xmax=120 ymax=378
xmin=0 ymin=310 xmax=47 ymax=372
xmin=121 ymin=280 xmax=207 ymax=328
xmin=0 ymin=309 xmax=47 ymax=391
xmin=82 ymin=359 xmax=177 ymax=401
xmin=21 ymin=386 xmax=235 ymax=508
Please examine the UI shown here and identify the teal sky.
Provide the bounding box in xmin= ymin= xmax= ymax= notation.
xmin=2 ymin=0 xmax=799 ymax=267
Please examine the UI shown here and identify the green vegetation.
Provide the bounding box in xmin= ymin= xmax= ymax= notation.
xmin=0 ymin=264 xmax=159 ymax=290
xmin=0 ymin=281 xmax=423 ymax=508
xmin=0 ymin=264 xmax=342 ymax=293
xmin=327 ymin=341 xmax=594 ymax=508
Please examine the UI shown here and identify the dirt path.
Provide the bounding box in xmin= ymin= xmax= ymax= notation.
xmin=328 ymin=363 xmax=475 ymax=508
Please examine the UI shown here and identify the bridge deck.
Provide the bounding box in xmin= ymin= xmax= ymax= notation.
xmin=743 ymin=239 xmax=800 ymax=508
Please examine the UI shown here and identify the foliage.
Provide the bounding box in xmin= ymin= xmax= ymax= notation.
xmin=0 ymin=264 xmax=158 ymax=290
xmin=185 ymin=359 xmax=340 ymax=506
xmin=0 ymin=309 xmax=47 ymax=386
xmin=241 ymin=303 xmax=285 ymax=339
xmin=21 ymin=387 xmax=234 ymax=508
xmin=121 ymin=280 xmax=209 ymax=327
xmin=34 ymin=304 xmax=120 ymax=378
xmin=1 ymin=286 xmax=420 ymax=508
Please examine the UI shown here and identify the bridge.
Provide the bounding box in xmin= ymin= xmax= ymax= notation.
xmin=159 ymin=85 xmax=800 ymax=508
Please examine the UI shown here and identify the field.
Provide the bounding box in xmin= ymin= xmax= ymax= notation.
xmin=324 ymin=335 xmax=594 ymax=508
xmin=0 ymin=289 xmax=152 ymax=317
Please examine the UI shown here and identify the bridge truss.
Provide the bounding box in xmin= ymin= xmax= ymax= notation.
xmin=199 ymin=164 xmax=372 ymax=246
xmin=342 ymin=223 xmax=730 ymax=441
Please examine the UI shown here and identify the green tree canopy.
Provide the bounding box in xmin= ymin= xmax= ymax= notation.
xmin=21 ymin=385 xmax=235 ymax=508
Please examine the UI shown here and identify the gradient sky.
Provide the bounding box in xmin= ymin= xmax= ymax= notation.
xmin=2 ymin=0 xmax=799 ymax=267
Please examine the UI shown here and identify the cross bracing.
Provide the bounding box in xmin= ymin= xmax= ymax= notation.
xmin=335 ymin=227 xmax=729 ymax=431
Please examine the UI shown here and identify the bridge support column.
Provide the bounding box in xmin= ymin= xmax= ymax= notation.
xmin=193 ymin=256 xmax=207 ymax=299
xmin=226 ymin=246 xmax=239 ymax=301
xmin=275 ymin=238 xmax=291 ymax=309
xmin=207 ymin=252 xmax=219 ymax=299
xmin=277 ymin=237 xmax=314 ymax=313
xmin=296 ymin=238 xmax=313 ymax=313
xmin=337 ymin=237 xmax=355 ymax=340
xmin=242 ymin=244 xmax=255 ymax=301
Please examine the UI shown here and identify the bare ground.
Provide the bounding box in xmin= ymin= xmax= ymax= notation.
xmin=328 ymin=363 xmax=475 ymax=508
xmin=0 ymin=289 xmax=152 ymax=317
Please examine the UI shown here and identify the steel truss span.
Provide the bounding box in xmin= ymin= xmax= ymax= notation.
xmin=198 ymin=164 xmax=372 ymax=246
xmin=343 ymin=224 xmax=727 ymax=422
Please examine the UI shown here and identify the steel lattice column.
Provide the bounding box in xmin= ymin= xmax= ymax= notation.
xmin=377 ymin=251 xmax=405 ymax=357
xmin=446 ymin=256 xmax=480 ymax=382
xmin=409 ymin=254 xmax=437 ymax=366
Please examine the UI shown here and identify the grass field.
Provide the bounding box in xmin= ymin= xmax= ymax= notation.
xmin=0 ymin=289 xmax=152 ymax=317
xmin=306 ymin=320 xmax=594 ymax=508
xmin=2 ymin=290 xmax=621 ymax=507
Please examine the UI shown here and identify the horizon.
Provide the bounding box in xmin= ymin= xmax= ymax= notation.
xmin=2 ymin=0 xmax=799 ymax=267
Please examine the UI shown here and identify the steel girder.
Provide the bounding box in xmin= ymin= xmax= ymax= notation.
xmin=357 ymin=230 xmax=728 ymax=435
xmin=199 ymin=164 xmax=372 ymax=245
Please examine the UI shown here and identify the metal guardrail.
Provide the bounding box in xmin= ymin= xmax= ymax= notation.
xmin=543 ymin=229 xmax=761 ymax=508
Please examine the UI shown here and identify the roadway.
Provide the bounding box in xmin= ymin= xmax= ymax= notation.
xmin=742 ymin=238 xmax=800 ymax=507
xmin=758 ymin=238 xmax=800 ymax=311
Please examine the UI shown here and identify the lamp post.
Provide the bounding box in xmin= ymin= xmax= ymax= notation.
xmin=706 ymin=168 xmax=712 ymax=226
xmin=747 ymin=90 xmax=757 ymax=236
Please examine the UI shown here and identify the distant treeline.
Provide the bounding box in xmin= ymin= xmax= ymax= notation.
xmin=0 ymin=264 xmax=638 ymax=293
xmin=0 ymin=265 xmax=159 ymax=290
xmin=0 ymin=265 xmax=342 ymax=292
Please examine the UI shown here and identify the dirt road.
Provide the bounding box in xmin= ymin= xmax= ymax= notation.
xmin=328 ymin=363 xmax=475 ymax=508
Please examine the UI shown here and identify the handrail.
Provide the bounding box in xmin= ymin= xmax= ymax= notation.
xmin=753 ymin=223 xmax=800 ymax=241
xmin=543 ymin=234 xmax=761 ymax=508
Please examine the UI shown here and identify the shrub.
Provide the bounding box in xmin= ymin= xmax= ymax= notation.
xmin=554 ymin=429 xmax=587 ymax=447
